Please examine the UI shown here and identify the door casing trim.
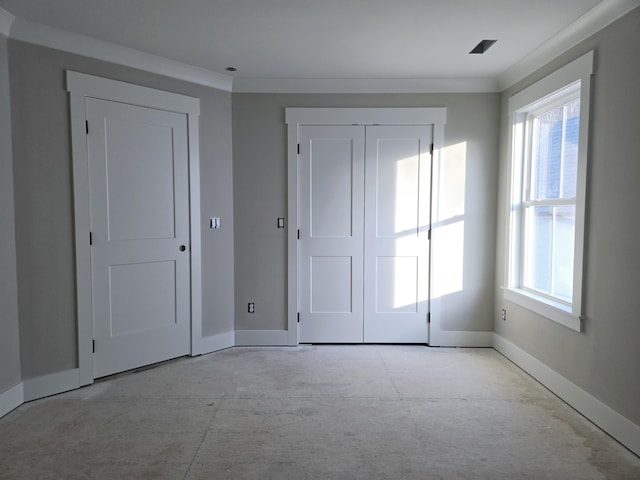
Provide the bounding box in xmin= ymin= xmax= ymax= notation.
xmin=67 ymin=71 xmax=202 ymax=385
xmin=285 ymin=108 xmax=447 ymax=346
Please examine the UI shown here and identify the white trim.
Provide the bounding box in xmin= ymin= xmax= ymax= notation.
xmin=66 ymin=71 xmax=200 ymax=115
xmin=66 ymin=71 xmax=203 ymax=384
xmin=0 ymin=382 xmax=23 ymax=418
xmin=235 ymin=330 xmax=290 ymax=346
xmin=199 ymin=331 xmax=235 ymax=355
xmin=67 ymin=73 xmax=93 ymax=386
xmin=508 ymin=52 xmax=594 ymax=114
xmin=493 ymin=334 xmax=640 ymax=457
xmin=432 ymin=331 xmax=494 ymax=348
xmin=187 ymin=112 xmax=204 ymax=356
xmin=286 ymin=108 xmax=447 ymax=127
xmin=22 ymin=369 xmax=80 ymax=402
xmin=498 ymin=0 xmax=640 ymax=90
xmin=10 ymin=19 xmax=232 ymax=91
xmin=0 ymin=7 xmax=15 ymax=37
xmin=235 ymin=77 xmax=499 ymax=94
xmin=427 ymin=124 xmax=447 ymax=348
xmin=286 ymin=120 xmax=299 ymax=347
xmin=504 ymin=288 xmax=581 ymax=332
xmin=505 ymin=52 xmax=593 ymax=333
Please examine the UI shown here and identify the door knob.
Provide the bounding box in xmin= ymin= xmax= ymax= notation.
xmin=179 ymin=245 xmax=186 ymax=252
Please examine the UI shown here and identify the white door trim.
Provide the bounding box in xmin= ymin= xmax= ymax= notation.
xmin=67 ymin=71 xmax=202 ymax=386
xmin=285 ymin=108 xmax=447 ymax=346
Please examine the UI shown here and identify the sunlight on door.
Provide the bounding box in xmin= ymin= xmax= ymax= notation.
xmin=389 ymin=152 xmax=422 ymax=311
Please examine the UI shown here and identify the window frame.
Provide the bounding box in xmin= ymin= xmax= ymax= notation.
xmin=505 ymin=51 xmax=594 ymax=332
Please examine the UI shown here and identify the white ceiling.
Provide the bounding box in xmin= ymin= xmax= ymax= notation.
xmin=1 ymin=0 xmax=638 ymax=91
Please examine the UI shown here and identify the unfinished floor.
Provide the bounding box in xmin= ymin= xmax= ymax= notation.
xmin=1 ymin=346 xmax=639 ymax=479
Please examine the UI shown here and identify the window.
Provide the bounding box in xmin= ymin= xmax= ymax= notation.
xmin=505 ymin=52 xmax=594 ymax=332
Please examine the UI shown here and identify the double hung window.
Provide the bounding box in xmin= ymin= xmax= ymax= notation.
xmin=505 ymin=52 xmax=593 ymax=331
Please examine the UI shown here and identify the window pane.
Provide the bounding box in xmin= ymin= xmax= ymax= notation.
xmin=523 ymin=205 xmax=575 ymax=302
xmin=531 ymin=99 xmax=580 ymax=200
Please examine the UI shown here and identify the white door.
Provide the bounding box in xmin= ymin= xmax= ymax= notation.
xmin=298 ymin=126 xmax=365 ymax=343
xmin=364 ymin=126 xmax=432 ymax=342
xmin=87 ymin=98 xmax=191 ymax=378
xmin=298 ymin=124 xmax=432 ymax=343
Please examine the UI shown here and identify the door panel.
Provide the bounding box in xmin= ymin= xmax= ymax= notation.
xmin=364 ymin=126 xmax=432 ymax=343
xmin=310 ymin=256 xmax=353 ymax=313
xmin=109 ymin=261 xmax=176 ymax=336
xmin=104 ymin=119 xmax=177 ymax=241
xmin=299 ymin=126 xmax=365 ymax=343
xmin=87 ymin=98 xmax=190 ymax=378
xmin=310 ymin=138 xmax=355 ymax=238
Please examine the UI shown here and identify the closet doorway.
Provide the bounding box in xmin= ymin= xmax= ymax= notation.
xmin=286 ymin=108 xmax=447 ymax=344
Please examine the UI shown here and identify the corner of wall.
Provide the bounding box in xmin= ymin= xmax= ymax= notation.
xmin=0 ymin=25 xmax=22 ymax=402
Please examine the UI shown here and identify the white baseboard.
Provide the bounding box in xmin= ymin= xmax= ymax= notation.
xmin=235 ymin=329 xmax=290 ymax=346
xmin=198 ymin=331 xmax=235 ymax=355
xmin=432 ymin=330 xmax=493 ymax=347
xmin=22 ymin=368 xmax=80 ymax=402
xmin=0 ymin=382 xmax=24 ymax=418
xmin=493 ymin=333 xmax=640 ymax=457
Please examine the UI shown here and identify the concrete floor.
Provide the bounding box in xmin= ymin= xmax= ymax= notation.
xmin=1 ymin=346 xmax=639 ymax=479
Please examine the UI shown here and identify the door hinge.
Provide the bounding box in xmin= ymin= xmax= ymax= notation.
xmin=86 ymin=120 xmax=89 ymax=135
xmin=297 ymin=229 xmax=300 ymax=240
xmin=430 ymin=143 xmax=434 ymax=155
xmin=297 ymin=143 xmax=300 ymax=155
xmin=427 ymin=312 xmax=431 ymax=324
xmin=92 ymin=339 xmax=95 ymax=353
xmin=428 ymin=228 xmax=431 ymax=241
xmin=89 ymin=231 xmax=93 ymax=245
xmin=297 ymin=312 xmax=300 ymax=323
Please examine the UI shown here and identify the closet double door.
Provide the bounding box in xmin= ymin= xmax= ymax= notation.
xmin=298 ymin=124 xmax=432 ymax=343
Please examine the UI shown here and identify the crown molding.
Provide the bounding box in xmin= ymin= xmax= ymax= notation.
xmin=0 ymin=8 xmax=15 ymax=37
xmin=6 ymin=0 xmax=637 ymax=94
xmin=233 ymin=77 xmax=500 ymax=94
xmin=9 ymin=18 xmax=233 ymax=92
xmin=498 ymin=0 xmax=640 ymax=90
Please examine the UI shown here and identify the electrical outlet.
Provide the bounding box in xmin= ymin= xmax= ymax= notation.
xmin=248 ymin=302 xmax=255 ymax=314
xmin=501 ymin=308 xmax=507 ymax=321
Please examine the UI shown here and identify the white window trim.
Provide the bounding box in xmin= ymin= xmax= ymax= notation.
xmin=505 ymin=51 xmax=594 ymax=332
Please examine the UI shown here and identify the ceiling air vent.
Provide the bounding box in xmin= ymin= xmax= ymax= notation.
xmin=469 ymin=40 xmax=497 ymax=54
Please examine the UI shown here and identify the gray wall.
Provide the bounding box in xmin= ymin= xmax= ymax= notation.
xmin=495 ymin=7 xmax=640 ymax=426
xmin=0 ymin=33 xmax=21 ymax=393
xmin=233 ymin=93 xmax=499 ymax=333
xmin=9 ymin=40 xmax=234 ymax=379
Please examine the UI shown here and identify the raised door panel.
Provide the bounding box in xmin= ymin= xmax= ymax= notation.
xmin=299 ymin=126 xmax=365 ymax=343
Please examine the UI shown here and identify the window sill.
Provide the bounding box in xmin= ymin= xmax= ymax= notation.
xmin=503 ymin=287 xmax=582 ymax=332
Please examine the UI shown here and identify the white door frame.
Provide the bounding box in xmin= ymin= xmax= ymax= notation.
xmin=67 ymin=71 xmax=202 ymax=386
xmin=285 ymin=108 xmax=447 ymax=346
